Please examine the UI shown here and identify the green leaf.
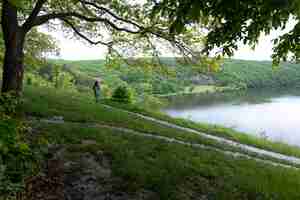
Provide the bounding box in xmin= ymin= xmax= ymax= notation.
xmin=8 ymin=0 xmax=27 ymax=9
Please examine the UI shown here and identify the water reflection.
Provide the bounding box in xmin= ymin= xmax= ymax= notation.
xmin=164 ymin=87 xmax=300 ymax=147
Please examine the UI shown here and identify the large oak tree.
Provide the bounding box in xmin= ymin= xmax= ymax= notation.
xmin=1 ymin=0 xmax=199 ymax=95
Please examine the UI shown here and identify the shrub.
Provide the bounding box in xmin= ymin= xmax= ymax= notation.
xmin=111 ymin=85 xmax=135 ymax=103
xmin=0 ymin=92 xmax=23 ymax=116
xmin=100 ymin=84 xmax=112 ymax=98
xmin=0 ymin=116 xmax=36 ymax=198
xmin=0 ymin=99 xmax=45 ymax=199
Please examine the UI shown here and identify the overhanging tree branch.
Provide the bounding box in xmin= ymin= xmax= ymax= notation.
xmin=22 ymin=0 xmax=48 ymax=31
xmin=31 ymin=10 xmax=193 ymax=56
xmin=33 ymin=12 xmax=141 ymax=34
xmin=63 ymin=19 xmax=113 ymax=46
xmin=20 ymin=1 xmax=194 ymax=58
xmin=78 ymin=0 xmax=142 ymax=29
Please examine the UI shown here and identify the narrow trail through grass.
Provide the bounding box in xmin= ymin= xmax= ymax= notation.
xmin=24 ymin=86 xmax=300 ymax=160
xmin=28 ymin=116 xmax=300 ymax=170
xmin=100 ymin=104 xmax=300 ymax=166
xmin=30 ymin=120 xmax=300 ymax=200
xmin=22 ymin=87 xmax=300 ymax=199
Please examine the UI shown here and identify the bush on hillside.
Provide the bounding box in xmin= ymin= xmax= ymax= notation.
xmin=0 ymin=114 xmax=37 ymax=198
xmin=100 ymin=84 xmax=112 ymax=98
xmin=111 ymin=85 xmax=135 ymax=103
xmin=0 ymin=98 xmax=47 ymax=198
xmin=0 ymin=92 xmax=23 ymax=116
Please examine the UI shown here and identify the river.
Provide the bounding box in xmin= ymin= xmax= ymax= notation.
xmin=164 ymin=88 xmax=300 ymax=147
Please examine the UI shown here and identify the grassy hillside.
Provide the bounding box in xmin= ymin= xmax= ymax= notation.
xmin=3 ymin=58 xmax=300 ymax=199
xmin=19 ymin=86 xmax=300 ymax=199
xmin=3 ymin=84 xmax=300 ymax=199
xmin=23 ymin=85 xmax=300 ymax=159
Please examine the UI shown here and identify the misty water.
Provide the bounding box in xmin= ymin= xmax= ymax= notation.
xmin=164 ymin=88 xmax=300 ymax=147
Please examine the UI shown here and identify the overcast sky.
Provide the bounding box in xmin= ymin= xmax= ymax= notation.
xmin=45 ymin=18 xmax=297 ymax=61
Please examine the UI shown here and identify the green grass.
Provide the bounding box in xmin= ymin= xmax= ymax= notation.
xmin=21 ymin=86 xmax=258 ymax=158
xmin=22 ymin=86 xmax=300 ymax=166
xmin=19 ymin=85 xmax=300 ymax=199
xmin=30 ymin=121 xmax=300 ymax=200
xmin=5 ymin=58 xmax=300 ymax=199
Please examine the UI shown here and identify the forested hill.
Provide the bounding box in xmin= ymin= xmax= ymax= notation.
xmin=215 ymin=59 xmax=300 ymax=89
xmin=51 ymin=58 xmax=300 ymax=90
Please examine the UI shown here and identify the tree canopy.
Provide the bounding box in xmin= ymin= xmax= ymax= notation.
xmin=2 ymin=0 xmax=298 ymax=95
xmin=3 ymin=0 xmax=299 ymax=62
xmin=0 ymin=28 xmax=59 ymax=68
xmin=4 ymin=0 xmax=201 ymax=58
xmin=152 ymin=0 xmax=300 ymax=64
xmin=0 ymin=0 xmax=206 ymax=94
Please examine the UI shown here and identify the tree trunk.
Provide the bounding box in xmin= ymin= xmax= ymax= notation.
xmin=1 ymin=1 xmax=26 ymax=96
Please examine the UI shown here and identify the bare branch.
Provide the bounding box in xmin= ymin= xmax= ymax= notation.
xmin=63 ymin=19 xmax=113 ymax=46
xmin=22 ymin=0 xmax=48 ymax=31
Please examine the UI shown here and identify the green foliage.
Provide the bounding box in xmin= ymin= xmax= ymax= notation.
xmin=0 ymin=115 xmax=34 ymax=198
xmin=1 ymin=0 xmax=203 ymax=77
xmin=34 ymin=57 xmax=300 ymax=99
xmin=99 ymin=84 xmax=112 ymax=98
xmin=37 ymin=64 xmax=76 ymax=90
xmin=25 ymin=29 xmax=59 ymax=61
xmin=51 ymin=58 xmax=190 ymax=96
xmin=272 ymin=25 xmax=300 ymax=65
xmin=24 ymin=72 xmax=51 ymax=88
xmin=214 ymin=60 xmax=300 ymax=89
xmin=0 ymin=93 xmax=22 ymax=115
xmin=111 ymin=85 xmax=135 ymax=104
xmin=132 ymin=83 xmax=153 ymax=95
xmin=8 ymin=0 xmax=28 ymax=9
xmin=0 ymin=29 xmax=59 ymax=72
xmin=152 ymin=78 xmax=180 ymax=94
xmin=152 ymin=0 xmax=300 ymax=63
